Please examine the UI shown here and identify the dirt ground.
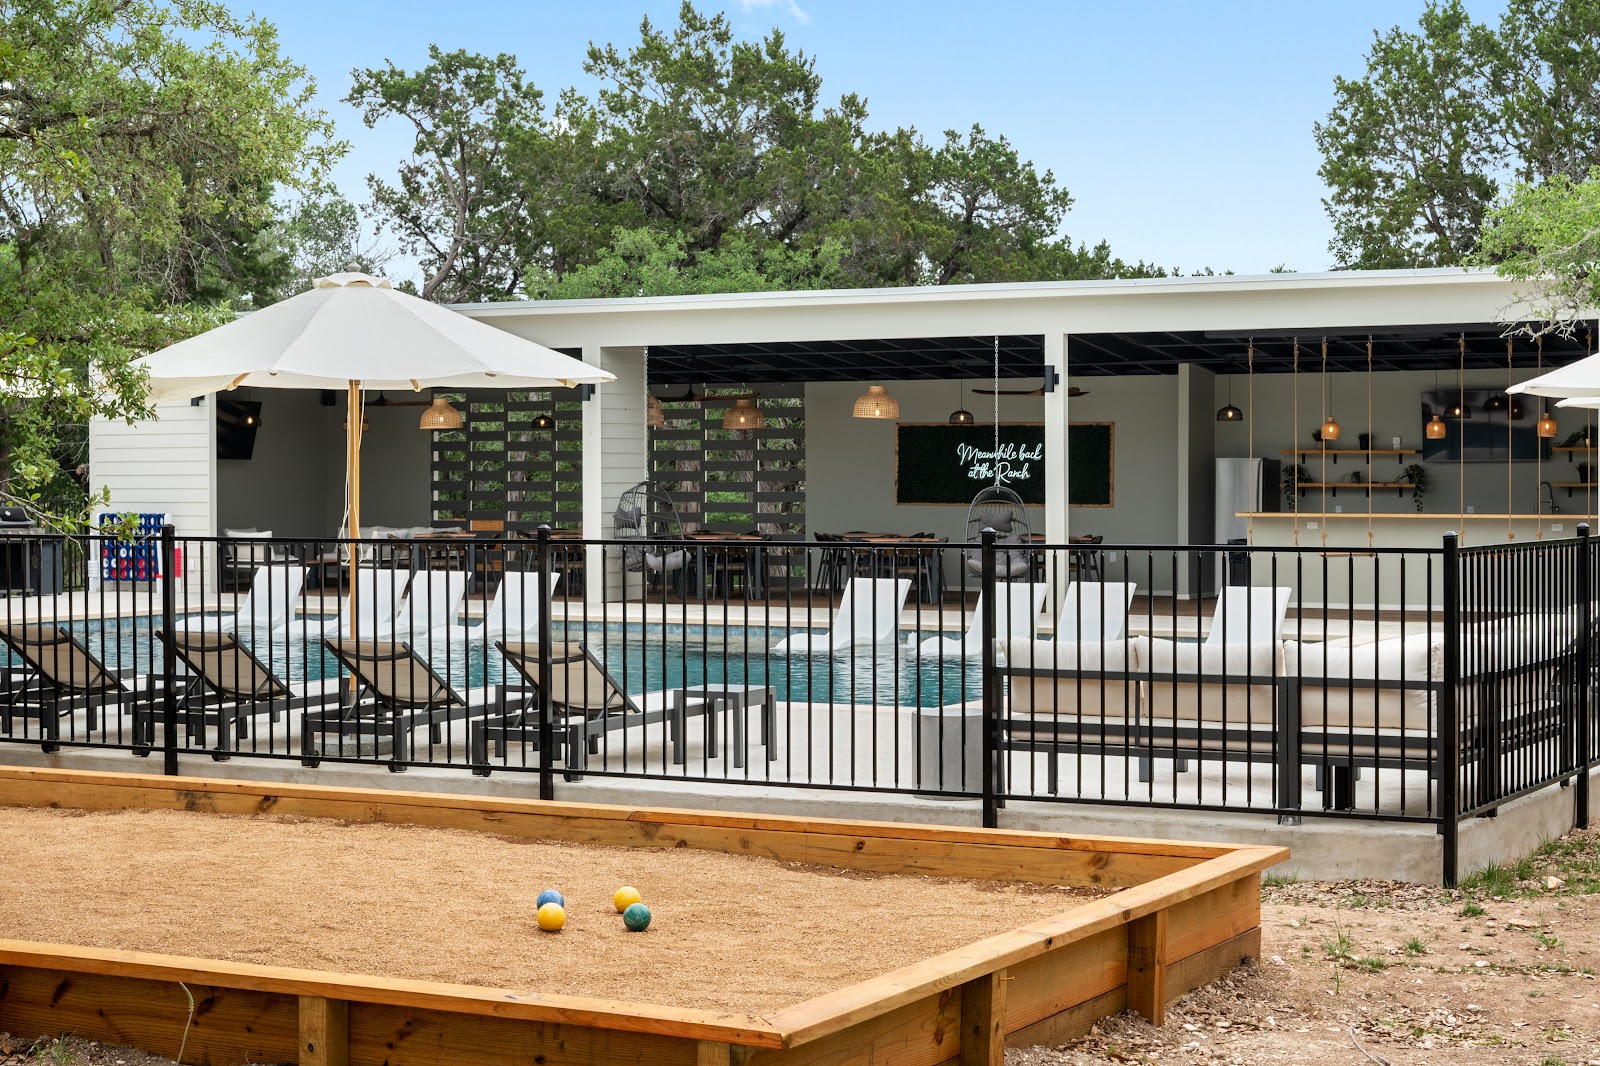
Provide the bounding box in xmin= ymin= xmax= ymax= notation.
xmin=1014 ymin=825 xmax=1600 ymax=1066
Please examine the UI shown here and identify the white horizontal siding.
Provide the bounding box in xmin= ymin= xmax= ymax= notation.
xmin=89 ymin=400 xmax=216 ymax=586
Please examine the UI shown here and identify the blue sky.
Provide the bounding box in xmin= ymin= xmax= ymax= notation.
xmin=259 ymin=0 xmax=1510 ymax=279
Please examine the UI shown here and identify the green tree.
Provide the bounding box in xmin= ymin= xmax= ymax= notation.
xmin=528 ymin=226 xmax=847 ymax=299
xmin=252 ymin=186 xmax=394 ymax=304
xmin=1317 ymin=0 xmax=1600 ymax=269
xmin=1479 ymin=167 xmax=1600 ymax=332
xmin=348 ymin=47 xmax=549 ymax=302
xmin=0 ymin=0 xmax=339 ymax=519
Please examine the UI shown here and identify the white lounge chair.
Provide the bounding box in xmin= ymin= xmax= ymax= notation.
xmin=187 ymin=564 xmax=307 ymax=632
xmin=1053 ymin=581 xmax=1138 ymax=641
xmin=436 ymin=571 xmax=562 ymax=642
xmin=915 ymin=582 xmax=1048 ymax=658
xmin=773 ymin=578 xmax=911 ymax=655
xmin=1204 ymin=585 xmax=1293 ymax=646
xmin=389 ymin=569 xmax=468 ymax=641
xmin=288 ymin=569 xmax=404 ymax=639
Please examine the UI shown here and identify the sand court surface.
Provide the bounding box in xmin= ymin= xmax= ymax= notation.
xmin=1 ymin=806 xmax=1112 ymax=1016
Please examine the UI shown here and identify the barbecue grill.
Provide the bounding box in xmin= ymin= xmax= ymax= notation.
xmin=1 ymin=508 xmax=64 ymax=595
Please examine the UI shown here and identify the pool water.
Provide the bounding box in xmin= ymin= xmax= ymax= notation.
xmin=7 ymin=616 xmax=983 ymax=709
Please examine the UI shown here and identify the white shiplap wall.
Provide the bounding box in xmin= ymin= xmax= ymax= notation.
xmin=88 ymin=399 xmax=216 ymax=585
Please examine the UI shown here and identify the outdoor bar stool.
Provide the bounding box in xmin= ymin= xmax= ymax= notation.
xmin=1068 ymin=535 xmax=1105 ymax=581
xmin=701 ymin=539 xmax=766 ymax=601
xmin=812 ymin=533 xmax=850 ymax=595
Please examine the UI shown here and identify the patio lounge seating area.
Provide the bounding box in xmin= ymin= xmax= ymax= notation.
xmin=0 ymin=528 xmax=1590 ymax=857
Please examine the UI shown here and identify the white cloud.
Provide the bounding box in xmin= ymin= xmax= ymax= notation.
xmin=737 ymin=0 xmax=811 ymax=24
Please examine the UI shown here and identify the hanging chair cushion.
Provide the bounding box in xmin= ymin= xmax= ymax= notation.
xmin=973 ymin=509 xmax=1014 ymax=534
xmin=644 ymin=549 xmax=688 ymax=573
xmin=613 ymin=505 xmax=641 ymax=530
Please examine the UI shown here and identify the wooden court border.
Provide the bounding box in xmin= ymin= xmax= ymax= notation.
xmin=0 ymin=767 xmax=1284 ymax=1065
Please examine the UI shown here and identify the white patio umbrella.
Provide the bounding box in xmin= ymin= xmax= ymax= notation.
xmin=1507 ymin=351 xmax=1600 ymax=399
xmin=137 ymin=272 xmax=613 ymax=540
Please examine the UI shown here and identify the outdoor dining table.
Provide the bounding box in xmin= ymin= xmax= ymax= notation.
xmin=683 ymin=531 xmax=769 ymax=600
xmin=832 ymin=532 xmax=947 ymax=603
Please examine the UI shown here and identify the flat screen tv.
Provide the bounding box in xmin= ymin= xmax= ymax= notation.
xmin=1420 ymin=389 xmax=1544 ymax=462
xmin=216 ymin=399 xmax=262 ymax=461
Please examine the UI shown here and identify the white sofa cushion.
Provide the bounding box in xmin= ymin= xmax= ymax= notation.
xmin=1283 ymin=636 xmax=1435 ymax=730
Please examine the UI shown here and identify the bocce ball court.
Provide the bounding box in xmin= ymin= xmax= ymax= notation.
xmin=0 ymin=768 xmax=1283 ymax=1065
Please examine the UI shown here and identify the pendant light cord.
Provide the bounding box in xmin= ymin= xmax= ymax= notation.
xmin=1247 ymin=339 xmax=1255 ymax=545
xmin=1507 ymin=337 xmax=1514 ymax=542
xmin=1292 ymin=338 xmax=1300 ymax=546
xmin=1320 ymin=338 xmax=1328 ymax=550
xmin=993 ymin=335 xmax=1001 ymax=487
xmin=1536 ymin=335 xmax=1544 ymax=538
xmin=1458 ymin=334 xmax=1466 ymax=541
xmin=1366 ymin=336 xmax=1374 ymax=550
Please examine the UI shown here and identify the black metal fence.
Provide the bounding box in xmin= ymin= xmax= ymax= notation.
xmin=0 ymin=524 xmax=1595 ymax=884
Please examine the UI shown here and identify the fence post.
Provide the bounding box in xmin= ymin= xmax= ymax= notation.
xmin=159 ymin=524 xmax=179 ymax=777
xmin=1577 ymin=524 xmax=1591 ymax=831
xmin=536 ymin=525 xmax=555 ymax=802
xmin=980 ymin=528 xmax=998 ymax=828
xmin=1440 ymin=532 xmax=1460 ymax=888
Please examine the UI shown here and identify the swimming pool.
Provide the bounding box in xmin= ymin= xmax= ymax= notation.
xmin=7 ymin=616 xmax=983 ymax=709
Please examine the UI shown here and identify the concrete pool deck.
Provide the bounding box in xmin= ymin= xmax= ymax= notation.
xmin=0 ymin=696 xmax=1588 ymax=885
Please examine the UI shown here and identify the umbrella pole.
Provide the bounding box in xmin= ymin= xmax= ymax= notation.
xmin=348 ymin=379 xmax=362 ymax=648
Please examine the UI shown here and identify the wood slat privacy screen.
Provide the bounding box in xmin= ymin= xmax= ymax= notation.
xmin=651 ymin=385 xmax=805 ymax=534
xmin=430 ymin=390 xmax=583 ymax=530
xmin=895 ymin=422 xmax=1113 ymax=507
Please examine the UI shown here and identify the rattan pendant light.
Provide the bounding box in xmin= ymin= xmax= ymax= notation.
xmin=852 ymin=384 xmax=899 ymax=419
xmin=722 ymin=397 xmax=766 ymax=429
xmin=418 ymin=396 xmax=463 ymax=431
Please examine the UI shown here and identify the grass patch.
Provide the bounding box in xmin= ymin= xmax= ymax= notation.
xmin=1403 ymin=937 xmax=1426 ymax=956
xmin=1263 ymin=872 xmax=1298 ymax=888
xmin=1461 ymin=900 xmax=1486 ymax=917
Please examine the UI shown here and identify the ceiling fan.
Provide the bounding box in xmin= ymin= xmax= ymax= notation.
xmin=972 ymin=385 xmax=1090 ymax=398
xmin=363 ymin=391 xmax=433 ymax=408
xmin=653 ymin=384 xmax=760 ymax=404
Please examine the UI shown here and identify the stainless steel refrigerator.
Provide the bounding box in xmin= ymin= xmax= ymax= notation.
xmin=1215 ymin=459 xmax=1280 ymax=584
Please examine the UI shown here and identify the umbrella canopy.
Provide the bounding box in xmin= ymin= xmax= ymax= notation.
xmin=135 ymin=272 xmax=614 ymax=564
xmin=137 ymin=272 xmax=612 ymax=402
xmin=1507 ymin=351 xmax=1600 ymax=399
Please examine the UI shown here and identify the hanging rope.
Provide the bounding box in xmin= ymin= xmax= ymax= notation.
xmin=1292 ymin=338 xmax=1300 ymax=546
xmin=1536 ymin=335 xmax=1545 ymax=539
xmin=1247 ymin=339 xmax=1255 ymax=545
xmin=1366 ymin=336 xmax=1374 ymax=550
xmin=1458 ymin=334 xmax=1466 ymax=543
xmin=992 ymin=335 xmax=1001 ymax=488
xmin=1319 ymin=338 xmax=1328 ymax=550
xmin=1507 ymin=336 xmax=1515 ymax=541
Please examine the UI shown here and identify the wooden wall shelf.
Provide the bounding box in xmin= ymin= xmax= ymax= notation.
xmin=1280 ymin=448 xmax=1417 ymax=465
xmin=1553 ymin=446 xmax=1597 ymax=454
xmin=1295 ymin=482 xmax=1410 ymax=498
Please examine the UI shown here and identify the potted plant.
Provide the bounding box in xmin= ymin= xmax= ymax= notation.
xmin=1282 ymin=464 xmax=1310 ymax=506
xmin=1358 ymin=432 xmax=1371 ymax=450
xmin=1401 ymin=464 xmax=1429 ymax=512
